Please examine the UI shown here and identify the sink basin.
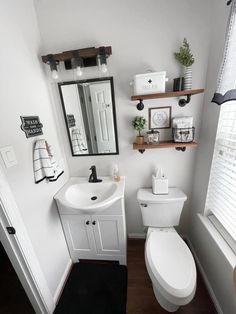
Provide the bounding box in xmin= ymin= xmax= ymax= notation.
xmin=54 ymin=177 xmax=125 ymax=214
xmin=66 ymin=182 xmax=117 ymax=208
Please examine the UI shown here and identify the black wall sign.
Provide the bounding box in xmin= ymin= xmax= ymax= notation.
xmin=67 ymin=114 xmax=76 ymax=128
xmin=20 ymin=116 xmax=43 ymax=138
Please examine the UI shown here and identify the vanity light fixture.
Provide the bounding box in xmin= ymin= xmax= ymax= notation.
xmin=41 ymin=46 xmax=112 ymax=78
xmin=44 ymin=54 xmax=59 ymax=80
xmin=71 ymin=51 xmax=83 ymax=77
xmin=99 ymin=47 xmax=108 ymax=73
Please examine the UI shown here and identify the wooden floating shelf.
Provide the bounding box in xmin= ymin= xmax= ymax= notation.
xmin=133 ymin=141 xmax=198 ymax=153
xmin=131 ymin=89 xmax=204 ymax=101
xmin=131 ymin=88 xmax=205 ymax=109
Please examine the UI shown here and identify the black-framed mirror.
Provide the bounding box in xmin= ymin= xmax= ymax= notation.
xmin=58 ymin=77 xmax=119 ymax=156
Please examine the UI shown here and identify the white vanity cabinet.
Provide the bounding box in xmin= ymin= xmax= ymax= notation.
xmin=55 ymin=177 xmax=127 ymax=265
xmin=60 ymin=210 xmax=126 ymax=265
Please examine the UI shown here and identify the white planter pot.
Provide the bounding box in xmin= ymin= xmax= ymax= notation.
xmin=184 ymin=66 xmax=192 ymax=90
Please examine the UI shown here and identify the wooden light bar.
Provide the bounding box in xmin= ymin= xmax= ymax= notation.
xmin=41 ymin=46 xmax=112 ymax=69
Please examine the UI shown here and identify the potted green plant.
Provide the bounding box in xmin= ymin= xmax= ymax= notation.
xmin=132 ymin=116 xmax=146 ymax=145
xmin=174 ymin=38 xmax=194 ymax=90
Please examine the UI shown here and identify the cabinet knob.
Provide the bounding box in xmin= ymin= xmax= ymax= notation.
xmin=86 ymin=220 xmax=90 ymax=225
xmin=92 ymin=221 xmax=96 ymax=225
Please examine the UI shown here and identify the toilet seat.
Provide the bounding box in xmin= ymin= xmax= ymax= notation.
xmin=145 ymin=229 xmax=196 ymax=304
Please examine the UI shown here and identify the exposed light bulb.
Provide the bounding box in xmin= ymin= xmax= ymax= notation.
xmin=51 ymin=69 xmax=59 ymax=80
xmin=101 ymin=63 xmax=108 ymax=73
xmin=75 ymin=66 xmax=83 ymax=77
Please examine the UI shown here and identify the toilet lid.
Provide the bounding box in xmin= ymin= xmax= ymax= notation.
xmin=138 ymin=187 xmax=187 ymax=204
xmin=145 ymin=231 xmax=196 ymax=298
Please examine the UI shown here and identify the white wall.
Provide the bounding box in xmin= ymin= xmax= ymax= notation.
xmin=35 ymin=0 xmax=213 ymax=235
xmin=189 ymin=1 xmax=236 ymax=313
xmin=0 ymin=0 xmax=71 ymax=300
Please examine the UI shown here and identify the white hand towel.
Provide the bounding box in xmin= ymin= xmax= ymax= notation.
xmin=71 ymin=128 xmax=87 ymax=154
xmin=33 ymin=139 xmax=64 ymax=184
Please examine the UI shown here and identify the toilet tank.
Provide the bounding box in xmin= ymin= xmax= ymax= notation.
xmin=137 ymin=188 xmax=187 ymax=227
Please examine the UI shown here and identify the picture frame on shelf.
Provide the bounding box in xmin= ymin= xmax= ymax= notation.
xmin=148 ymin=106 xmax=172 ymax=129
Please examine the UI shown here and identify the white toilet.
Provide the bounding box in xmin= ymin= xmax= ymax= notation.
xmin=137 ymin=187 xmax=196 ymax=312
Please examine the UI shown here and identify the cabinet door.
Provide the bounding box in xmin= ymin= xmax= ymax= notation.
xmin=60 ymin=215 xmax=96 ymax=261
xmin=92 ymin=215 xmax=125 ymax=256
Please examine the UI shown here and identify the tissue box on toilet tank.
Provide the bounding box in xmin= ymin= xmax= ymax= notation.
xmin=133 ymin=72 xmax=168 ymax=95
xmin=152 ymin=175 xmax=168 ymax=195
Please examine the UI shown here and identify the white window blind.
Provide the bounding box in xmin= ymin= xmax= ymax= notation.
xmin=206 ymin=101 xmax=236 ymax=242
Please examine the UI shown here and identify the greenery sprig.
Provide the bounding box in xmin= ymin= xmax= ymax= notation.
xmin=132 ymin=116 xmax=146 ymax=136
xmin=174 ymin=38 xmax=194 ymax=67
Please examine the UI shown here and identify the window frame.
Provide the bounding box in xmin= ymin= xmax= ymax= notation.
xmin=208 ymin=214 xmax=236 ymax=254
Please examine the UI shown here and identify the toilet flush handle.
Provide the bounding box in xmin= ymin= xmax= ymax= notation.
xmin=141 ymin=203 xmax=148 ymax=207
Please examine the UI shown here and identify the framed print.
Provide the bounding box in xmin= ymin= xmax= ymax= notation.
xmin=148 ymin=106 xmax=172 ymax=129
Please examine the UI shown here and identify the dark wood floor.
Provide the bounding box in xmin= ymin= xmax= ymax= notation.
xmin=0 ymin=242 xmax=34 ymax=314
xmin=0 ymin=239 xmax=218 ymax=314
xmin=127 ymin=239 xmax=217 ymax=314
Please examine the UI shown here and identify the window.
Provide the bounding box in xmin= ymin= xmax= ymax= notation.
xmin=205 ymin=101 xmax=236 ymax=253
xmin=207 ymin=0 xmax=236 ymax=253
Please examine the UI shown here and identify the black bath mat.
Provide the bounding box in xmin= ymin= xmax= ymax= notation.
xmin=54 ymin=262 xmax=127 ymax=314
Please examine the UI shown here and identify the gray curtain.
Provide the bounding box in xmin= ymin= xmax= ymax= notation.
xmin=212 ymin=0 xmax=236 ymax=105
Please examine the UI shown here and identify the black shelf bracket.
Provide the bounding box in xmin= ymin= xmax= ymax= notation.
xmin=136 ymin=99 xmax=144 ymax=111
xmin=178 ymin=94 xmax=191 ymax=107
xmin=176 ymin=147 xmax=186 ymax=152
xmin=138 ymin=147 xmax=187 ymax=153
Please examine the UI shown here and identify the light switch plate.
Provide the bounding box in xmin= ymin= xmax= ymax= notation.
xmin=0 ymin=146 xmax=18 ymax=168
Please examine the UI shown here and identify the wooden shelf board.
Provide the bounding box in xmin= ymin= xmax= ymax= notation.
xmin=42 ymin=46 xmax=112 ymax=63
xmin=133 ymin=141 xmax=198 ymax=150
xmin=131 ymin=89 xmax=204 ymax=101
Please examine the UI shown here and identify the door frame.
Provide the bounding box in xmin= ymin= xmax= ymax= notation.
xmin=0 ymin=166 xmax=55 ymax=313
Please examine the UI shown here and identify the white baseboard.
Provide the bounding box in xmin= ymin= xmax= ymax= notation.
xmin=186 ymin=237 xmax=223 ymax=314
xmin=128 ymin=233 xmax=146 ymax=239
xmin=53 ymin=258 xmax=73 ymax=304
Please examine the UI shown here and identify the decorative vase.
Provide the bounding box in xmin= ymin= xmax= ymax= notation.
xmin=183 ymin=66 xmax=192 ymax=90
xmin=136 ymin=136 xmax=144 ymax=145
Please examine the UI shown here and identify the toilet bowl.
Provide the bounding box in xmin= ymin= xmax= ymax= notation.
xmin=137 ymin=187 xmax=197 ymax=312
xmin=145 ymin=228 xmax=196 ymax=312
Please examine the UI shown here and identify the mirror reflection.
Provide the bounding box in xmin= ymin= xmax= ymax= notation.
xmin=59 ymin=77 xmax=119 ymax=156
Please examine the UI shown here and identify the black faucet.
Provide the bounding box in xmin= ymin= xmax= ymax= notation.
xmin=89 ymin=165 xmax=102 ymax=183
